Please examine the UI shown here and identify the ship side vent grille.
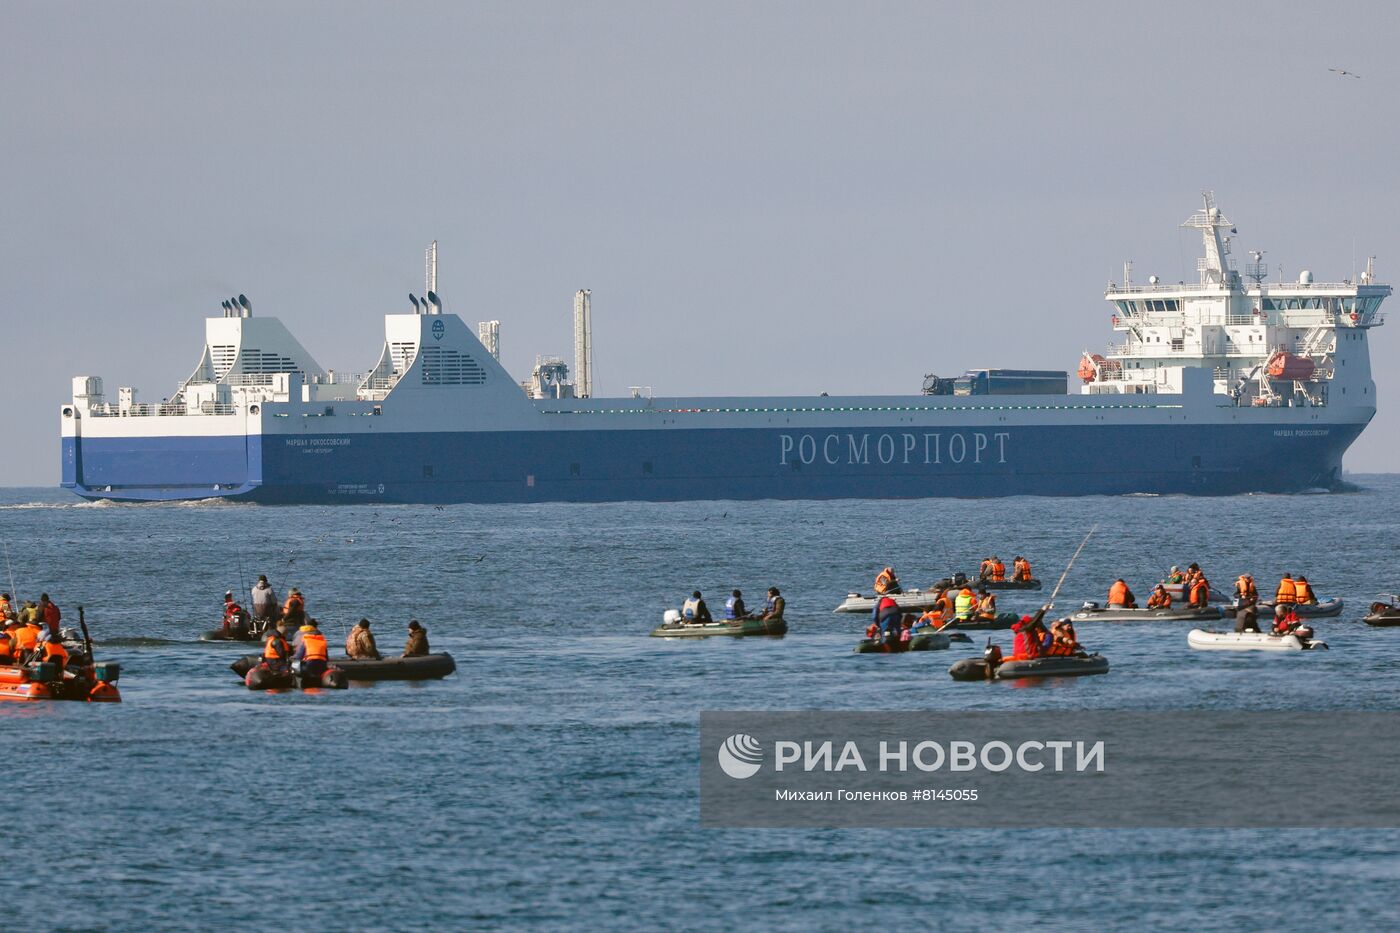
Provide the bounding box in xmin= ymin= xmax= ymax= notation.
xmin=390 ymin=342 xmax=418 ymax=374
xmin=420 ymin=346 xmax=486 ymax=386
xmin=211 ymin=345 xmax=237 ymax=379
xmin=236 ymin=350 xmax=300 ymax=374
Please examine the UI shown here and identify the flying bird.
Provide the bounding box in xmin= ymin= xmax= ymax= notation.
xmin=1329 ymin=68 xmax=1361 ymax=78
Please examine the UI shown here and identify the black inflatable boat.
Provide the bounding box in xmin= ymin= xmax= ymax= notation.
xmin=231 ymin=653 xmax=456 ymax=681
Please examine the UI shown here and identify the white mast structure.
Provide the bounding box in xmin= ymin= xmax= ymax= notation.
xmin=573 ymin=289 xmax=593 ymax=398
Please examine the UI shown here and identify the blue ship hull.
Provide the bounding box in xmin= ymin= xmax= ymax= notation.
xmin=61 ymin=421 xmax=1362 ymax=504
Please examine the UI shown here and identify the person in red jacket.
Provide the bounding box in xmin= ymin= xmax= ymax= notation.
xmin=37 ymin=594 xmax=61 ymax=636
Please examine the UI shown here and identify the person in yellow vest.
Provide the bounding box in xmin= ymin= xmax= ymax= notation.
xmin=873 ymin=567 xmax=902 ymax=595
xmin=293 ymin=619 xmax=329 ymax=681
xmin=954 ymin=586 xmax=978 ymax=621
xmin=1294 ymin=576 xmax=1317 ymax=605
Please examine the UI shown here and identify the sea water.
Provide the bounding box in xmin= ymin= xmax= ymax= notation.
xmin=4 ymin=479 xmax=1400 ymax=930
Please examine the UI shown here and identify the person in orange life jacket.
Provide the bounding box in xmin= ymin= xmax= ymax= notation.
xmin=1012 ymin=557 xmax=1033 ymax=582
xmin=12 ymin=615 xmax=43 ymax=662
xmin=0 ymin=620 xmax=17 ymax=663
xmin=873 ymin=595 xmax=902 ymax=643
xmin=1145 ymin=584 xmax=1172 ymax=609
xmin=283 ymin=589 xmax=306 ymax=627
xmin=989 ymin=558 xmax=1006 ymax=582
xmin=1047 ymin=619 xmax=1079 ymax=656
xmin=874 ymin=567 xmax=902 ymax=595
xmin=1189 ymin=574 xmax=1211 ymax=608
xmin=294 ymin=619 xmax=329 ymax=680
xmin=1294 ymin=576 xmax=1317 ymax=605
xmin=724 ymin=590 xmax=749 ymax=621
xmin=0 ymin=592 xmax=13 ymax=622
xmin=1107 ymin=580 xmax=1136 ymax=609
xmin=975 ymin=587 xmax=998 ymax=619
xmin=978 ymin=558 xmax=993 ymax=580
xmin=262 ymin=620 xmax=292 ymax=672
xmin=39 ymin=636 xmax=68 ymax=670
xmin=37 ymin=594 xmax=61 ymax=636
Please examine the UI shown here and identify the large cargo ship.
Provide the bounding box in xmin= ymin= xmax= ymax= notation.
xmin=61 ymin=196 xmax=1389 ymax=504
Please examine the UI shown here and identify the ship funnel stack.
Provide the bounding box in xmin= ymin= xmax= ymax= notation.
xmin=478 ymin=320 xmax=501 ymax=360
xmin=573 ymin=289 xmax=593 ymax=399
xmin=425 ymin=241 xmax=438 ymax=307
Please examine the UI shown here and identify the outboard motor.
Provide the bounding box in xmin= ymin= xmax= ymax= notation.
xmin=321 ymin=667 xmax=349 ymax=690
xmin=1081 ymin=601 xmax=1100 ymax=610
xmin=662 ymin=609 xmax=682 ymax=625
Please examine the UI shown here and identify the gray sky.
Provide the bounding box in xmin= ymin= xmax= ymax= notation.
xmin=3 ymin=1 xmax=1397 ymax=486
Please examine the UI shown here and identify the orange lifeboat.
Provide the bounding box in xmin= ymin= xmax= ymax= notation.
xmin=1266 ymin=350 xmax=1316 ymax=381
xmin=1078 ymin=354 xmax=1103 ymax=383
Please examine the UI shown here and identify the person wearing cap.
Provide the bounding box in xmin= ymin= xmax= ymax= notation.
xmin=250 ymin=574 xmax=280 ymax=623
xmin=1146 ymin=584 xmax=1172 ymax=609
xmin=293 ymin=618 xmax=329 ymax=680
xmin=345 ymin=618 xmax=381 ymax=660
xmin=222 ymin=591 xmax=249 ymax=637
xmin=760 ymin=588 xmax=785 ymax=621
xmin=282 ymin=588 xmax=306 ymax=627
xmin=262 ymin=619 xmax=292 ymax=671
xmin=724 ymin=590 xmax=749 ymax=621
xmin=1010 ymin=612 xmax=1046 ymax=660
xmin=12 ymin=612 xmax=43 ymax=662
xmin=974 ymin=586 xmax=998 ymax=619
xmin=403 ymin=620 xmax=430 ymax=657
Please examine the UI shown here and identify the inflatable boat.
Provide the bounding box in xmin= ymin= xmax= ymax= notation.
xmin=1186 ymin=629 xmax=1328 ymax=651
xmin=231 ymin=652 xmax=457 ymax=681
xmin=854 ymin=631 xmax=951 ymax=654
xmin=939 ymin=612 xmax=1020 ymax=631
xmin=1256 ymin=597 xmax=1344 ymax=618
xmin=651 ymin=618 xmax=786 ymax=638
xmin=834 ymin=590 xmax=946 ymax=614
xmin=1069 ymin=603 xmax=1222 ymax=623
xmin=1161 ymin=582 xmax=1227 ymax=604
xmin=948 ymin=654 xmax=1109 ymax=681
xmin=651 ymin=609 xmax=786 ymax=638
xmin=243 ymin=662 xmax=349 ymax=690
xmin=1363 ymin=597 xmax=1400 ymax=627
xmin=972 ymin=578 xmax=1042 ymax=590
xmin=0 ymin=661 xmax=121 ymax=702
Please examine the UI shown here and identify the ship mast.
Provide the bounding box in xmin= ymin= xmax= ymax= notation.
xmin=1181 ymin=191 xmax=1238 ymax=288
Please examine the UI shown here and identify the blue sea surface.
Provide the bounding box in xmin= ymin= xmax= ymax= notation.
xmin=4 ymin=479 xmax=1400 ymax=930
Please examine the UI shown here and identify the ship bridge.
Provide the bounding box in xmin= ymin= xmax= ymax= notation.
xmin=1081 ymin=194 xmax=1390 ymax=409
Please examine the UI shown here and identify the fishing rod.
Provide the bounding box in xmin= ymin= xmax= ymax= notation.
xmin=2 ymin=540 xmax=17 ymax=606
xmin=1045 ymin=524 xmax=1098 ymax=612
